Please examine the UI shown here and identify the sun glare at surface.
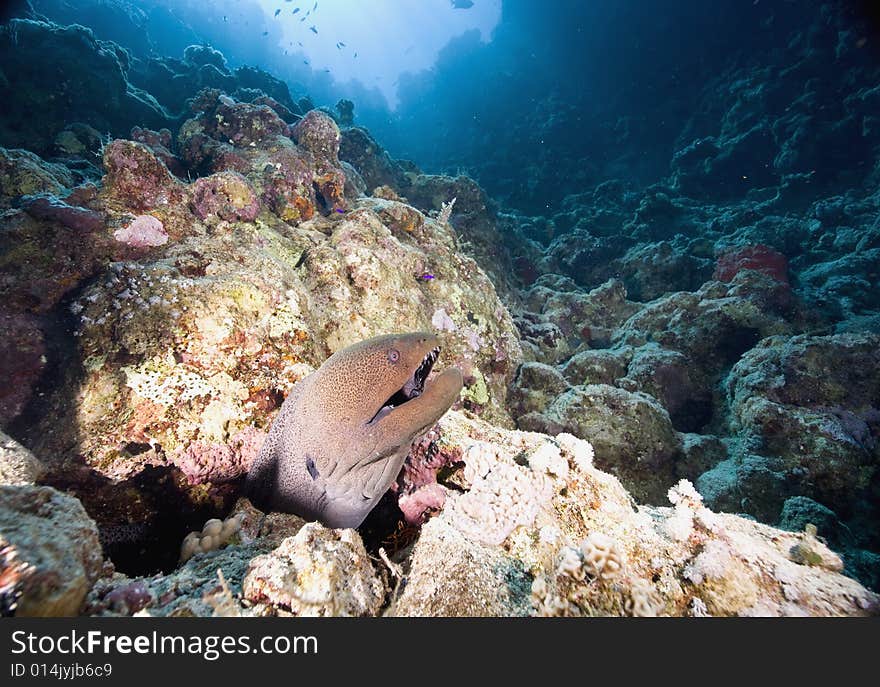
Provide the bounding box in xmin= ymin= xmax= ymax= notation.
xmin=254 ymin=0 xmax=501 ymax=107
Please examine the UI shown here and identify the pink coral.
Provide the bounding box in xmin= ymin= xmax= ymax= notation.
xmin=399 ymin=484 xmax=447 ymax=525
xmin=170 ymin=428 xmax=266 ymax=484
xmin=395 ymin=429 xmax=463 ymax=524
xmin=113 ymin=215 xmax=168 ymax=247
xmin=714 ymin=244 xmax=788 ymax=284
xmin=104 ymin=580 xmax=153 ymax=614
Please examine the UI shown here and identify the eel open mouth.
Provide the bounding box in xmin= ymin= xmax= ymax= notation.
xmin=367 ymin=346 xmax=440 ymax=424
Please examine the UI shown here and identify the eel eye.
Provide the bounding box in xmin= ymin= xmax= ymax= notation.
xmin=387 ymin=348 xmax=400 ymax=363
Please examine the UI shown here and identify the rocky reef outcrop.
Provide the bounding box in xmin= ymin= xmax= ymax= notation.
xmin=52 ymin=414 xmax=880 ymax=617
xmin=1 ymin=4 xmax=879 ymax=615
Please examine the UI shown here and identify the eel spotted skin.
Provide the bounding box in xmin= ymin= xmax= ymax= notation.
xmin=245 ymin=332 xmax=463 ymax=528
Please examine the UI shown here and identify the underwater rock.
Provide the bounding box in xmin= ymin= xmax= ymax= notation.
xmin=339 ymin=126 xmax=410 ymax=194
xmin=0 ymin=192 xmax=113 ymax=313
xmin=727 ymin=332 xmax=880 ymax=515
xmin=242 ymin=523 xmax=386 ymax=617
xmin=0 ymin=311 xmax=46 ymax=426
xmin=0 ymin=430 xmax=46 ymax=485
xmin=177 ymin=93 xmax=351 ymax=220
xmin=0 ymin=19 xmax=171 ymax=155
xmin=21 ymin=193 xmax=105 ymax=233
xmin=101 ymin=139 xmax=183 ymax=212
xmin=13 ymin=110 xmax=521 ymax=499
xmin=189 ymin=171 xmax=261 ymax=223
xmin=613 ymin=274 xmax=792 ymax=371
xmin=129 ymin=126 xmax=184 ymax=177
xmin=508 ymin=362 xmax=570 ymax=417
xmin=61 ymin=410 xmax=880 ymax=617
xmin=0 ymin=485 xmax=103 ymax=616
xmin=614 ymin=239 xmax=713 ymax=302
xmin=389 ymin=516 xmax=533 ymax=616
xmin=517 ymin=384 xmax=681 ymax=504
xmin=0 ymin=147 xmax=74 ymax=208
xmin=619 ymin=344 xmax=713 ymax=433
xmin=291 ymin=109 xmax=341 ymax=165
xmin=386 ymin=412 xmax=878 ymax=616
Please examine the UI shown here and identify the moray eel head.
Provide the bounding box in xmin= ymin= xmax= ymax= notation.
xmin=245 ymin=332 xmax=463 ymax=528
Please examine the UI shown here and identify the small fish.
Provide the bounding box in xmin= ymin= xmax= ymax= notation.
xmin=293 ymin=7 xmax=300 ymax=13
xmin=313 ymin=1 xmax=318 ymax=9
xmin=419 ymin=273 xmax=435 ymax=281
xmin=300 ymin=16 xmax=307 ymax=22
xmin=450 ymin=0 xmax=474 ymax=8
xmin=310 ymin=25 xmax=318 ymax=34
xmin=297 ymin=41 xmax=303 ymax=47
xmin=339 ymin=41 xmax=346 ymax=47
xmin=303 ymin=59 xmax=309 ymax=65
xmin=262 ymin=30 xmax=269 ymax=36
xmin=275 ymin=9 xmax=281 ymax=17
xmin=335 ymin=208 xmax=345 ymax=214
xmin=353 ymin=51 xmax=358 ymax=58
xmin=223 ymin=15 xmax=228 ymax=21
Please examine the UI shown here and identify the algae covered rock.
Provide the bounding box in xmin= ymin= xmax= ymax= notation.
xmin=0 ymin=485 xmax=103 ymax=616
xmin=726 ymin=332 xmax=880 ymax=514
xmin=0 ymin=431 xmax=46 ymax=486
xmin=517 ymin=384 xmax=682 ymax=504
xmin=242 ymin=523 xmax=385 ymax=617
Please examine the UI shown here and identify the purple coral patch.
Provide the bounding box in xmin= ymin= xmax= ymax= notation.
xmin=189 ymin=171 xmax=261 ymax=222
xmin=113 ymin=214 xmax=168 ymax=248
xmin=21 ymin=194 xmax=104 ymax=233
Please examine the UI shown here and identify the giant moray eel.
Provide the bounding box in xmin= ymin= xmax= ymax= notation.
xmin=245 ymin=332 xmax=463 ymax=528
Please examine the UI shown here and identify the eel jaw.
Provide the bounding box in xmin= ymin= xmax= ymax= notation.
xmin=367 ymin=346 xmax=440 ymax=425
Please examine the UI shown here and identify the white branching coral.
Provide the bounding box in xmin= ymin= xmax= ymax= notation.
xmin=666 ymin=479 xmax=722 ymax=541
xmin=579 ymin=532 xmax=626 ymax=581
xmin=554 ymin=432 xmax=595 ymax=473
xmin=528 ymin=440 xmax=569 ymax=482
xmin=180 ymin=513 xmax=244 ymax=563
xmin=556 ymin=546 xmax=585 ymax=580
xmin=446 ymin=459 xmax=553 ymax=546
xmin=683 ymin=539 xmax=734 ymax=585
xmin=626 ymin=579 xmax=662 ymax=617
xmin=437 ymin=196 xmax=456 ymax=225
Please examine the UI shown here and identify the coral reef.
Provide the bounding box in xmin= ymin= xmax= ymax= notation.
xmin=242 ymin=523 xmax=386 ymax=617
xmin=1 ymin=1 xmax=879 ymax=616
